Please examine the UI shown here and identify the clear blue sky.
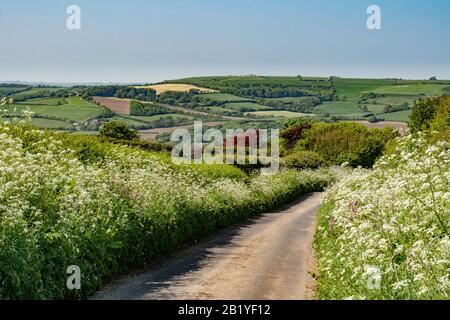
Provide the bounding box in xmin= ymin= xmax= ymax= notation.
xmin=1 ymin=0 xmax=449 ymax=83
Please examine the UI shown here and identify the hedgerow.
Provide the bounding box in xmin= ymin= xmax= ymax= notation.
xmin=0 ymin=124 xmax=334 ymax=299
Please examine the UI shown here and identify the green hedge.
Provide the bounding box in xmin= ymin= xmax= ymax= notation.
xmin=0 ymin=124 xmax=334 ymax=299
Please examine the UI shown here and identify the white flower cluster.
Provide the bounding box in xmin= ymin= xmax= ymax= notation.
xmin=317 ymin=133 xmax=449 ymax=299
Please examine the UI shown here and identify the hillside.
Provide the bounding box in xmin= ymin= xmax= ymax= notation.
xmin=1 ymin=77 xmax=449 ymax=142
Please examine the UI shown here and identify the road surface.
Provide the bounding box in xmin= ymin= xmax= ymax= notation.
xmin=93 ymin=192 xmax=323 ymax=300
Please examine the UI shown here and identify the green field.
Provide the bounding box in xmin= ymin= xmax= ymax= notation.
xmin=108 ymin=116 xmax=149 ymax=127
xmin=12 ymin=87 xmax=64 ymax=97
xmin=0 ymin=85 xmax=30 ymax=95
xmin=368 ymin=84 xmax=447 ymax=95
xmin=246 ymin=110 xmax=311 ymax=118
xmin=19 ymin=97 xmax=68 ymax=106
xmin=129 ymin=114 xmax=193 ymax=122
xmin=364 ymin=104 xmax=386 ymax=114
xmin=198 ymin=106 xmax=237 ymax=114
xmin=379 ymin=109 xmax=412 ymax=122
xmin=13 ymin=97 xmax=104 ymax=123
xmin=317 ymin=101 xmax=361 ymax=115
xmin=106 ymin=113 xmax=194 ymax=129
xmin=30 ymin=118 xmax=74 ymax=129
xmin=366 ymin=95 xmax=417 ymax=106
xmin=223 ymin=102 xmax=271 ymax=111
xmin=333 ymin=78 xmax=396 ymax=99
xmin=200 ymin=93 xmax=253 ymax=102
xmin=263 ymin=96 xmax=317 ymax=103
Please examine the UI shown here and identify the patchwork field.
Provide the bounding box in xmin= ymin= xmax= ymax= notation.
xmin=367 ymin=84 xmax=448 ymax=96
xmin=223 ymin=102 xmax=271 ymax=111
xmin=23 ymin=97 xmax=68 ymax=106
xmin=351 ymin=120 xmax=409 ymax=131
xmin=198 ymin=106 xmax=237 ymax=114
xmin=14 ymin=97 xmax=104 ymax=123
xmin=30 ymin=118 xmax=73 ymax=129
xmin=1 ymin=76 xmax=448 ymax=137
xmin=200 ymin=93 xmax=254 ymax=103
xmin=93 ymin=96 xmax=131 ymax=114
xmin=378 ymin=109 xmax=412 ymax=122
xmin=316 ymin=101 xmax=365 ymax=116
xmin=136 ymin=83 xmax=217 ymax=94
xmin=0 ymin=85 xmax=30 ymax=95
xmin=246 ymin=110 xmax=311 ymax=118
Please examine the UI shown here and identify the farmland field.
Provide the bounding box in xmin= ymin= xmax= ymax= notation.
xmin=200 ymin=93 xmax=253 ymax=103
xmin=30 ymin=118 xmax=73 ymax=129
xmin=316 ymin=101 xmax=362 ymax=115
xmin=333 ymin=78 xmax=395 ymax=99
xmin=198 ymin=106 xmax=237 ymax=114
xmin=366 ymin=95 xmax=417 ymax=106
xmin=352 ymin=120 xmax=408 ymax=131
xmin=368 ymin=84 xmax=448 ymax=95
xmin=223 ymin=102 xmax=271 ymax=111
xmin=264 ymin=96 xmax=318 ymax=103
xmin=130 ymin=114 xmax=192 ymax=122
xmin=10 ymin=87 xmax=64 ymax=98
xmin=13 ymin=97 xmax=104 ymax=123
xmin=19 ymin=97 xmax=68 ymax=106
xmin=364 ymin=103 xmax=386 ymax=114
xmin=136 ymin=83 xmax=217 ymax=94
xmin=379 ymin=109 xmax=412 ymax=122
xmin=0 ymin=85 xmax=30 ymax=95
xmin=93 ymin=96 xmax=131 ymax=114
xmin=246 ymin=110 xmax=311 ymax=118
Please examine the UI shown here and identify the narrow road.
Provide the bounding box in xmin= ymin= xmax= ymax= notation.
xmin=93 ymin=193 xmax=323 ymax=300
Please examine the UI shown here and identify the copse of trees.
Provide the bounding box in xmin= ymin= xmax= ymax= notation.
xmin=99 ymin=121 xmax=138 ymax=140
xmin=259 ymin=96 xmax=323 ymax=113
xmin=129 ymin=101 xmax=170 ymax=116
xmin=80 ymin=86 xmax=157 ymax=102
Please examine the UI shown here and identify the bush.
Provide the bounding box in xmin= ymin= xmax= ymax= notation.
xmin=284 ymin=151 xmax=325 ymax=169
xmin=99 ymin=121 xmax=138 ymax=140
xmin=287 ymin=122 xmax=398 ymax=168
xmin=367 ymin=115 xmax=380 ymax=123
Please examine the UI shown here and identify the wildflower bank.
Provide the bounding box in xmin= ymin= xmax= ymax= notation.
xmin=315 ymin=133 xmax=450 ymax=299
xmin=0 ymin=124 xmax=333 ymax=299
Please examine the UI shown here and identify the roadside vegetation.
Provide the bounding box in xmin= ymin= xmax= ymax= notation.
xmin=280 ymin=118 xmax=398 ymax=168
xmin=315 ymin=96 xmax=450 ymax=299
xmin=0 ymin=123 xmax=333 ymax=299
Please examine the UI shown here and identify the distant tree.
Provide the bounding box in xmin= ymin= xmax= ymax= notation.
xmin=367 ymin=115 xmax=380 ymax=123
xmin=408 ymin=98 xmax=439 ymax=132
xmin=99 ymin=121 xmax=138 ymax=140
xmin=429 ymin=76 xmax=437 ymax=81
